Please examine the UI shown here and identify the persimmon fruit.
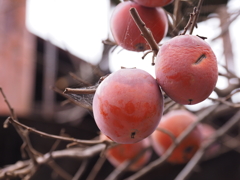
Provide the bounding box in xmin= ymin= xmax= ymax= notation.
xmin=110 ymin=1 xmax=168 ymax=52
xmin=133 ymin=0 xmax=174 ymax=7
xmin=199 ymin=123 xmax=219 ymax=157
xmin=151 ymin=109 xmax=202 ymax=164
xmin=106 ymin=138 xmax=152 ymax=171
xmin=93 ymin=68 xmax=164 ymax=144
xmin=155 ymin=35 xmax=218 ymax=105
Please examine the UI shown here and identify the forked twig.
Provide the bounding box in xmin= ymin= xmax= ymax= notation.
xmin=180 ymin=0 xmax=204 ymax=35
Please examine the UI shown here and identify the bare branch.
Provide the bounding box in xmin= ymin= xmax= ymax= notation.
xmin=156 ymin=127 xmax=177 ymax=144
xmin=86 ymin=156 xmax=106 ymax=180
xmin=106 ymin=147 xmax=151 ymax=180
xmin=7 ymin=117 xmax=113 ymax=146
xmin=47 ymin=161 xmax=72 ymax=180
xmin=208 ymin=97 xmax=240 ymax=108
xmin=0 ymin=145 xmax=106 ymax=180
xmin=72 ymin=159 xmax=89 ymax=180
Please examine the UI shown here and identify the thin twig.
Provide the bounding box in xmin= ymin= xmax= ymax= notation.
xmin=64 ymin=88 xmax=96 ymax=95
xmin=72 ymin=159 xmax=89 ymax=180
xmin=208 ymin=97 xmax=240 ymax=108
xmin=0 ymin=160 xmax=32 ymax=180
xmin=106 ymin=147 xmax=151 ymax=180
xmin=189 ymin=0 xmax=204 ymax=34
xmin=0 ymin=145 xmax=106 ymax=180
xmin=156 ymin=127 xmax=177 ymax=143
xmin=7 ymin=117 xmax=113 ymax=146
xmin=0 ymin=87 xmax=17 ymax=119
xmin=180 ymin=12 xmax=194 ymax=35
xmin=0 ymin=88 xmax=41 ymax=166
xmin=141 ymin=50 xmax=152 ymax=60
xmin=86 ymin=156 xmax=106 ymax=180
xmin=225 ymin=89 xmax=240 ymax=100
xmin=44 ymin=129 xmax=73 ymax=180
xmin=47 ymin=161 xmax=72 ymax=180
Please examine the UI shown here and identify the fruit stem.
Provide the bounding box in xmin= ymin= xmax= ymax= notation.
xmin=129 ymin=8 xmax=159 ymax=65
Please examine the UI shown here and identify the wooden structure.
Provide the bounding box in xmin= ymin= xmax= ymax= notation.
xmin=0 ymin=0 xmax=35 ymax=116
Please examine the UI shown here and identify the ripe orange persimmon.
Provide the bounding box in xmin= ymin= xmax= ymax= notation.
xmin=155 ymin=35 xmax=218 ymax=105
xmin=151 ymin=109 xmax=202 ymax=164
xmin=106 ymin=138 xmax=152 ymax=171
xmin=93 ymin=68 xmax=164 ymax=144
xmin=110 ymin=1 xmax=168 ymax=52
xmin=133 ymin=0 xmax=174 ymax=7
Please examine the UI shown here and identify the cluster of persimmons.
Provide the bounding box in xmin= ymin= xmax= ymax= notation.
xmin=92 ymin=0 xmax=219 ymax=170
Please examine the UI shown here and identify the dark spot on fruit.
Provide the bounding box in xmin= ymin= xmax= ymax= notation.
xmin=183 ymin=146 xmax=195 ymax=162
xmin=135 ymin=43 xmax=146 ymax=51
xmin=194 ymin=54 xmax=206 ymax=64
xmin=188 ymin=99 xmax=193 ymax=105
xmin=131 ymin=131 xmax=136 ymax=138
xmin=184 ymin=146 xmax=194 ymax=154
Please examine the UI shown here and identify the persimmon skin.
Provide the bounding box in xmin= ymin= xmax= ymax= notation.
xmin=93 ymin=68 xmax=164 ymax=144
xmin=106 ymin=138 xmax=152 ymax=171
xmin=199 ymin=123 xmax=219 ymax=157
xmin=110 ymin=1 xmax=168 ymax=52
xmin=155 ymin=35 xmax=218 ymax=105
xmin=151 ymin=110 xmax=202 ymax=164
xmin=133 ymin=0 xmax=174 ymax=7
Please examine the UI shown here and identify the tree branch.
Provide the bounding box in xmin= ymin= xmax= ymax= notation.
xmin=7 ymin=117 xmax=112 ymax=146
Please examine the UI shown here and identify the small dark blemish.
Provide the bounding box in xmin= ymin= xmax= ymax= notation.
xmin=194 ymin=54 xmax=206 ymax=65
xmin=188 ymin=99 xmax=193 ymax=105
xmin=131 ymin=131 xmax=136 ymax=138
xmin=184 ymin=146 xmax=194 ymax=154
xmin=135 ymin=43 xmax=146 ymax=51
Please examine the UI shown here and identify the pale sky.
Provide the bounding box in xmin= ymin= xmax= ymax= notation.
xmin=26 ymin=0 xmax=110 ymax=64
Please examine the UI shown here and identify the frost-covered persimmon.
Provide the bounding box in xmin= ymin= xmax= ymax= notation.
xmin=106 ymin=138 xmax=152 ymax=171
xmin=151 ymin=109 xmax=202 ymax=164
xmin=133 ymin=0 xmax=174 ymax=7
xmin=155 ymin=35 xmax=218 ymax=105
xmin=110 ymin=1 xmax=168 ymax=52
xmin=93 ymin=68 xmax=164 ymax=144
